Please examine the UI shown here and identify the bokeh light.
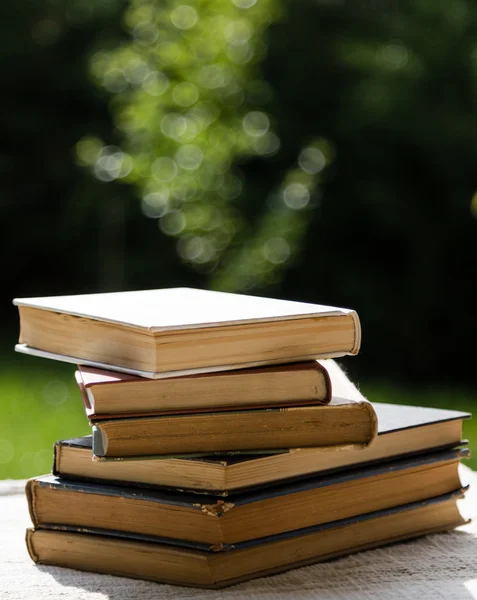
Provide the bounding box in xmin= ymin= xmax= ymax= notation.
xmin=75 ymin=0 xmax=328 ymax=288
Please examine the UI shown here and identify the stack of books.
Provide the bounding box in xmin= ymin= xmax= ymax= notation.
xmin=13 ymin=287 xmax=471 ymax=589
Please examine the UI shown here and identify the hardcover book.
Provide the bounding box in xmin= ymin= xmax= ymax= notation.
xmin=76 ymin=360 xmax=332 ymax=417
xmin=25 ymin=490 xmax=467 ymax=588
xmin=90 ymin=395 xmax=378 ymax=458
xmin=86 ymin=359 xmax=378 ymax=457
xmin=26 ymin=447 xmax=466 ymax=548
xmin=53 ymin=402 xmax=472 ymax=494
xmin=13 ymin=287 xmax=361 ymax=378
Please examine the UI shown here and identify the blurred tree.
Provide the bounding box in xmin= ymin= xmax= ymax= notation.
xmin=0 ymin=0 xmax=196 ymax=343
xmin=76 ymin=0 xmax=332 ymax=292
xmin=3 ymin=0 xmax=477 ymax=386
xmin=263 ymin=0 xmax=477 ymax=383
xmin=77 ymin=0 xmax=477 ymax=384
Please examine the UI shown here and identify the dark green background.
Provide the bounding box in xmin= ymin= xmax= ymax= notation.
xmin=1 ymin=0 xmax=476 ymax=478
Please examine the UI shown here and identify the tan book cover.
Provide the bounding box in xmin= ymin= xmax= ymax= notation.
xmin=75 ymin=360 xmax=332 ymax=417
xmin=13 ymin=287 xmax=361 ymax=377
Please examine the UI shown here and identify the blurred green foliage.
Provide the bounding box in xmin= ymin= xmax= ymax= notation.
xmin=72 ymin=0 xmax=477 ymax=385
xmin=3 ymin=0 xmax=477 ymax=480
xmin=267 ymin=0 xmax=477 ymax=383
xmin=76 ymin=0 xmax=331 ymax=291
xmin=2 ymin=0 xmax=477 ymax=388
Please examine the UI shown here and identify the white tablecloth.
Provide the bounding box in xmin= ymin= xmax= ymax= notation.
xmin=2 ymin=465 xmax=477 ymax=600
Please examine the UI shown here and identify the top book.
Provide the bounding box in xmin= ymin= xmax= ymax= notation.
xmin=13 ymin=287 xmax=361 ymax=378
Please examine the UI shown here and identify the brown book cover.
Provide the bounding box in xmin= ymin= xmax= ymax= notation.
xmin=26 ymin=448 xmax=467 ymax=549
xmin=76 ymin=360 xmax=332 ymax=418
xmin=25 ymin=489 xmax=467 ymax=589
xmin=90 ymin=397 xmax=377 ymax=458
xmin=52 ymin=402 xmax=471 ymax=495
xmin=84 ymin=358 xmax=377 ymax=457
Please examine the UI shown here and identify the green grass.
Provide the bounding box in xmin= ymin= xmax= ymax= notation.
xmin=0 ymin=353 xmax=475 ymax=479
xmin=0 ymin=355 xmax=90 ymax=480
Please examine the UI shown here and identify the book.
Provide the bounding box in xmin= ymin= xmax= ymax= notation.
xmin=85 ymin=357 xmax=377 ymax=457
xmin=53 ymin=402 xmax=472 ymax=495
xmin=13 ymin=287 xmax=361 ymax=378
xmin=25 ymin=490 xmax=467 ymax=588
xmin=90 ymin=393 xmax=377 ymax=457
xmin=25 ymin=447 xmax=466 ymax=548
xmin=76 ymin=360 xmax=332 ymax=417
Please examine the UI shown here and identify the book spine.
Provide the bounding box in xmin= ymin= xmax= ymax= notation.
xmin=92 ymin=425 xmax=107 ymax=457
xmin=350 ymin=311 xmax=361 ymax=355
xmin=25 ymin=528 xmax=39 ymax=563
xmin=321 ymin=363 xmax=332 ymax=404
xmin=360 ymin=402 xmax=379 ymax=448
xmin=25 ymin=479 xmax=39 ymax=526
xmin=52 ymin=443 xmax=60 ymax=477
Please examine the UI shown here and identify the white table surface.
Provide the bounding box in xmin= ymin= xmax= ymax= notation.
xmin=2 ymin=464 xmax=477 ymax=600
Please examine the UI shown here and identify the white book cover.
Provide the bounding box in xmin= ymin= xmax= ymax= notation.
xmin=13 ymin=287 xmax=359 ymax=333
